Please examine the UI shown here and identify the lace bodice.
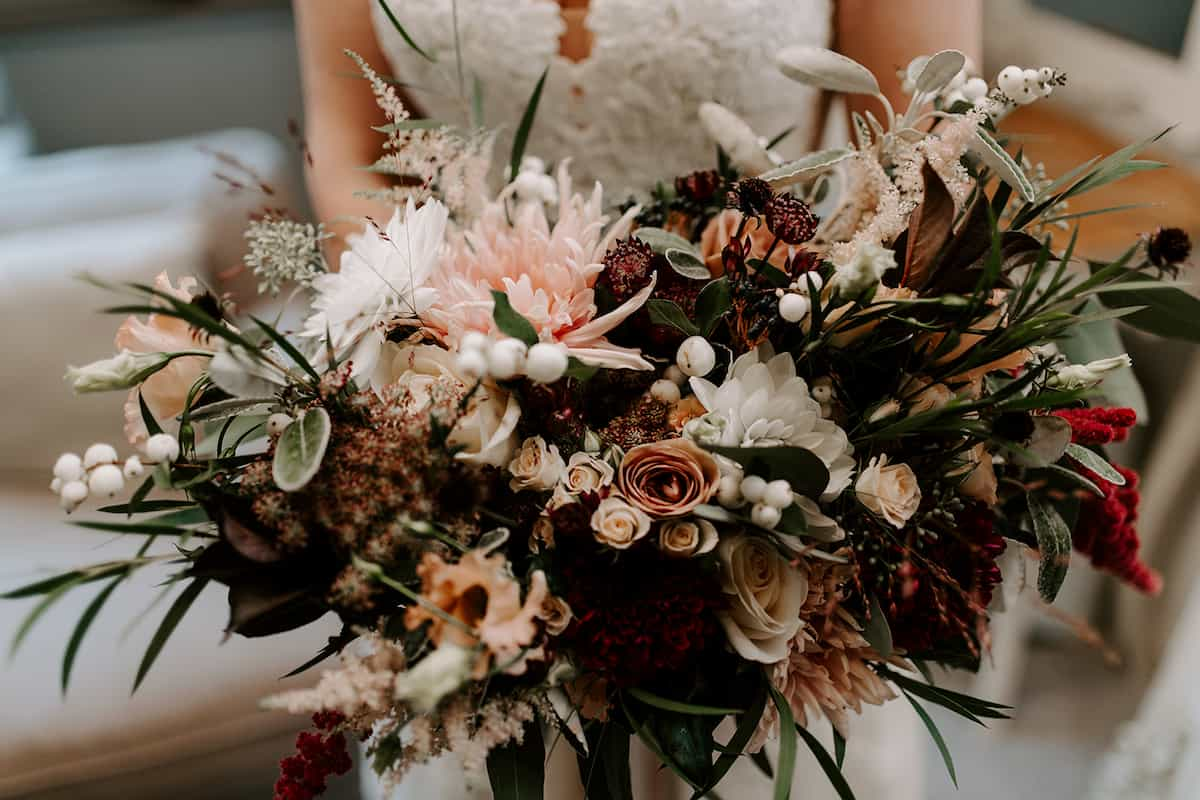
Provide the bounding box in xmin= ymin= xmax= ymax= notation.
xmin=371 ymin=0 xmax=833 ymax=195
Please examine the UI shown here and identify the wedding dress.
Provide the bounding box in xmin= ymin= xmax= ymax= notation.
xmin=362 ymin=2 xmax=926 ymax=798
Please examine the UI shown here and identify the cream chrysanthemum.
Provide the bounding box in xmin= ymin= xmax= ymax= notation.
xmin=686 ymin=344 xmax=855 ymax=500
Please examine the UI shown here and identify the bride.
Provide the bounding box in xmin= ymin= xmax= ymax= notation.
xmin=290 ymin=1 xmax=981 ymax=797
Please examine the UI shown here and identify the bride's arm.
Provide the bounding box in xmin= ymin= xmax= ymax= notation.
xmin=836 ymin=0 xmax=983 ymax=123
xmin=293 ymin=0 xmax=397 ymax=255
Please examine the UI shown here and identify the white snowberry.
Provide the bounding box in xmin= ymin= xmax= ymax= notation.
xmin=778 ymin=294 xmax=811 ymax=323
xmin=792 ymin=272 xmax=823 ymax=295
xmin=739 ymin=475 xmax=768 ymax=504
xmin=50 ymin=477 xmax=63 ymax=494
xmin=88 ymin=464 xmax=124 ymax=498
xmin=455 ymin=348 xmax=489 ymax=380
xmin=1038 ymin=66 xmax=1056 ymax=83
xmin=750 ymin=503 xmax=782 ymax=530
xmin=717 ymin=475 xmax=744 ymax=508
xmin=83 ymin=443 xmax=118 ymax=469
xmin=676 ymin=336 xmax=716 ymax=377
xmin=763 ymin=480 xmax=794 ymax=509
xmin=267 ymin=413 xmax=293 ymax=437
xmin=54 ymin=453 xmax=85 ymax=482
xmin=524 ymin=343 xmax=569 ymax=384
xmin=997 ymin=65 xmax=1025 ymax=97
xmin=123 ymin=455 xmax=145 ymax=480
xmin=962 ymin=77 xmax=989 ymax=102
xmin=663 ymin=365 xmax=687 ymax=386
xmin=460 ymin=330 xmax=490 ymax=354
xmin=650 ymin=379 xmax=681 ymax=405
xmin=59 ymin=480 xmax=88 ymax=511
xmin=487 ymin=338 xmax=528 ymax=381
xmin=144 ymin=433 xmax=181 ymax=464
xmin=811 ymin=383 xmax=833 ymax=404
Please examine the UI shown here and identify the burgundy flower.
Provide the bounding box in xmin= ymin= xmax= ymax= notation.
xmin=1073 ymin=464 xmax=1161 ymax=595
xmin=1147 ymin=226 xmax=1191 ymax=269
xmin=764 ymin=194 xmax=819 ymax=244
xmin=1054 ymin=407 xmax=1137 ymax=445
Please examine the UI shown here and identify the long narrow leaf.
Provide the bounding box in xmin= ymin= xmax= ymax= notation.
xmin=510 ymin=68 xmax=549 ymax=180
xmin=794 ymin=724 xmax=857 ymax=800
xmin=769 ymin=686 xmax=797 ymax=800
xmin=10 ymin=579 xmax=79 ymax=658
xmin=627 ymin=687 xmax=742 ymax=717
xmin=903 ymin=691 xmax=957 ymax=787
xmin=133 ymin=578 xmax=208 ymax=692
xmin=375 ymin=0 xmax=437 ymax=62
xmin=62 ymin=575 xmax=124 ymax=693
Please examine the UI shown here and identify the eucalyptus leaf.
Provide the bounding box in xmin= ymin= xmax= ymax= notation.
xmin=972 ymin=128 xmax=1036 ymax=202
xmin=915 ymin=50 xmax=965 ymax=95
xmin=1027 ymin=493 xmax=1072 ymax=602
xmin=1065 ymin=443 xmax=1127 ymax=486
xmin=759 ymin=147 xmax=855 ymax=187
xmin=633 ymin=227 xmax=698 ymax=256
xmin=272 ymin=407 xmax=332 ymax=492
xmin=776 ymin=45 xmax=879 ymax=95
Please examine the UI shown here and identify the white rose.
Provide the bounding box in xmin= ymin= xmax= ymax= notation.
xmin=830 ymin=241 xmax=896 ymax=298
xmin=854 ymin=454 xmax=921 ymax=528
xmin=716 ymin=535 xmax=807 ymax=663
xmin=658 ymin=518 xmax=719 ymax=557
xmin=393 ymin=642 xmax=474 ymax=713
xmin=561 ymin=452 xmax=615 ymax=495
xmin=509 ymin=436 xmax=566 ymax=492
xmin=65 ymin=350 xmax=173 ymax=393
xmin=590 ymin=495 xmax=652 ymax=549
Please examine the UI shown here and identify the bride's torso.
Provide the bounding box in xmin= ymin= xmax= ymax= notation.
xmin=371 ymin=0 xmax=834 ymax=194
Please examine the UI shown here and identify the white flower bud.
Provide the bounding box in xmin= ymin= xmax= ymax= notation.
xmin=65 ymin=350 xmax=171 ymax=394
xmin=83 ymin=443 xmax=119 ymax=469
xmin=778 ymin=293 xmax=811 ymax=323
xmin=750 ymin=503 xmax=782 ymax=529
xmin=123 ymin=455 xmax=145 ymax=480
xmin=676 ymin=336 xmax=716 ymax=377
xmin=59 ymin=480 xmax=89 ymax=511
xmin=54 ymin=453 xmax=85 ymax=482
xmin=717 ymin=474 xmax=744 ymax=508
xmin=663 ymin=365 xmax=687 ymax=386
xmin=454 ymin=348 xmax=489 ymax=380
xmin=997 ymin=65 xmax=1025 ymax=97
xmin=144 ymin=433 xmax=181 ymax=464
xmin=1047 ymin=354 xmax=1133 ymax=390
xmin=650 ymin=379 xmax=681 ymax=404
xmin=460 ymin=330 xmax=490 ymax=354
xmin=740 ymin=475 xmax=768 ymax=504
xmin=487 ymin=338 xmax=528 ymax=381
xmin=525 ymin=342 xmax=569 ymax=384
xmin=763 ymin=480 xmax=794 ymax=509
xmin=267 ymin=413 xmax=293 ymax=437
xmin=88 ymin=464 xmax=124 ymax=498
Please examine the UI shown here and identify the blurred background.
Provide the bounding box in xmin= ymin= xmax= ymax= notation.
xmin=1 ymin=1 xmax=1198 ymax=798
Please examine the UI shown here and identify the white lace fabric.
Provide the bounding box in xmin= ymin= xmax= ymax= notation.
xmin=371 ymin=0 xmax=833 ymax=195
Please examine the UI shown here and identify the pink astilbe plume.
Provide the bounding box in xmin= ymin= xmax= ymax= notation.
xmin=424 ymin=162 xmax=656 ymax=370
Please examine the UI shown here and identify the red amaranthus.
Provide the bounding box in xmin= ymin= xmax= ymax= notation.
xmin=1074 ymin=465 xmax=1162 ymax=595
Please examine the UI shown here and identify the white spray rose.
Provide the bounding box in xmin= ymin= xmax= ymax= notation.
xmin=854 ymin=454 xmax=921 ymax=528
xmin=590 ymin=495 xmax=652 ymax=549
xmin=508 ymin=436 xmax=566 ymax=492
xmin=561 ymin=452 xmax=615 ymax=495
xmin=658 ymin=518 xmax=719 ymax=558
xmin=716 ymin=535 xmax=807 ymax=663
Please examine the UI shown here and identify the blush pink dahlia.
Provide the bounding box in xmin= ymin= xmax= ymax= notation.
xmin=424 ymin=163 xmax=655 ymax=370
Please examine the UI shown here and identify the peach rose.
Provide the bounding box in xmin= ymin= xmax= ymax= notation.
xmin=590 ymin=495 xmax=652 ymax=549
xmin=854 ymin=454 xmax=921 ymax=528
xmin=116 ymin=272 xmax=213 ymax=446
xmin=616 ymin=438 xmax=721 ymax=517
xmin=405 ymin=549 xmax=549 ymax=678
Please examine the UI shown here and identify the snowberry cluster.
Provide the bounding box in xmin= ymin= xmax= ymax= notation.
xmin=775 ymin=272 xmax=824 ymax=323
xmin=996 ymin=65 xmax=1063 ymax=107
xmin=51 ymin=434 xmax=180 ymax=512
xmin=648 ymin=365 xmax=688 ymax=405
xmin=454 ymin=332 xmax=570 ymax=384
xmin=715 ymin=473 xmax=794 ymax=530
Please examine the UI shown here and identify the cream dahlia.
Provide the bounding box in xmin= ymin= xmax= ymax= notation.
xmin=686 ymin=344 xmax=855 ymax=500
xmin=423 ymin=162 xmax=654 ymax=370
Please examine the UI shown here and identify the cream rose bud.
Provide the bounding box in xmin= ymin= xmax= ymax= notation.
xmin=562 ymin=452 xmax=615 ymax=495
xmin=658 ymin=518 xmax=719 ymax=557
xmin=393 ymin=642 xmax=475 ymax=713
xmin=65 ymin=350 xmax=171 ymax=394
xmin=590 ymin=495 xmax=652 ymax=549
xmin=508 ymin=436 xmax=566 ymax=492
xmin=854 ymin=454 xmax=921 ymax=528
xmin=541 ymin=595 xmax=574 ymax=635
xmin=716 ymin=535 xmax=807 ymax=663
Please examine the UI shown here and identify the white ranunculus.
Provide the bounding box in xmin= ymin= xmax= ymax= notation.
xmin=854 ymin=454 xmax=921 ymax=528
xmin=830 ymin=241 xmax=896 ymax=298
xmin=392 ymin=643 xmax=475 ymax=713
xmin=65 ymin=350 xmax=173 ymax=393
xmin=716 ymin=535 xmax=807 ymax=663
xmin=658 ymin=518 xmax=719 ymax=557
xmin=561 ymin=451 xmax=615 ymax=495
xmin=509 ymin=436 xmax=566 ymax=492
xmin=590 ymin=495 xmax=652 ymax=550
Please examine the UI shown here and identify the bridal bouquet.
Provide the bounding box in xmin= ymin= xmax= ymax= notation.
xmin=13 ymin=32 xmax=1196 ymax=800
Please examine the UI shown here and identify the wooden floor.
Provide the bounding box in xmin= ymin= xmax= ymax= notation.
xmin=1005 ymin=105 xmax=1200 ymax=260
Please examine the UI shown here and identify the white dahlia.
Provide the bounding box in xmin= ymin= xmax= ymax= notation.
xmin=686 ymin=344 xmax=855 ymax=501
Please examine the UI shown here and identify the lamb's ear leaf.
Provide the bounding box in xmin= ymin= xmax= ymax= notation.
xmin=777 ymin=45 xmax=879 ymax=95
xmin=1027 ymin=493 xmax=1072 ymax=602
xmin=972 ymin=128 xmax=1036 ymax=202
xmin=915 ymin=49 xmax=966 ymax=95
xmin=272 ymin=407 xmax=331 ymax=493
xmin=486 ymin=718 xmax=545 ymax=800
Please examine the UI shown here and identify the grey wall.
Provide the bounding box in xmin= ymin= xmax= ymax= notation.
xmin=0 ymin=8 xmax=303 ymax=159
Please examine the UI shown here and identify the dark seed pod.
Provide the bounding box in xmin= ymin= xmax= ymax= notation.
xmin=1147 ymin=226 xmax=1191 ymax=269
xmin=764 ymin=193 xmax=819 ymax=244
xmin=726 ymin=178 xmax=773 ymax=216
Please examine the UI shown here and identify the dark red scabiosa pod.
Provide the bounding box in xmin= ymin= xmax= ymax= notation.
xmin=764 ymin=193 xmax=819 ymax=245
xmin=596 ymin=236 xmax=656 ymax=304
xmin=1147 ymin=226 xmax=1192 ymax=272
xmin=726 ymin=177 xmax=773 ymax=216
xmin=1054 ymin=407 xmax=1137 ymax=445
xmin=675 ymin=169 xmax=723 ymax=203
xmin=1073 ymin=464 xmax=1162 ymax=595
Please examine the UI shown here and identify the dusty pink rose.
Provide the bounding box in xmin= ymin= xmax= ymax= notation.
xmin=616 ymin=438 xmax=721 ymax=517
xmin=115 ymin=272 xmax=213 ymax=446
